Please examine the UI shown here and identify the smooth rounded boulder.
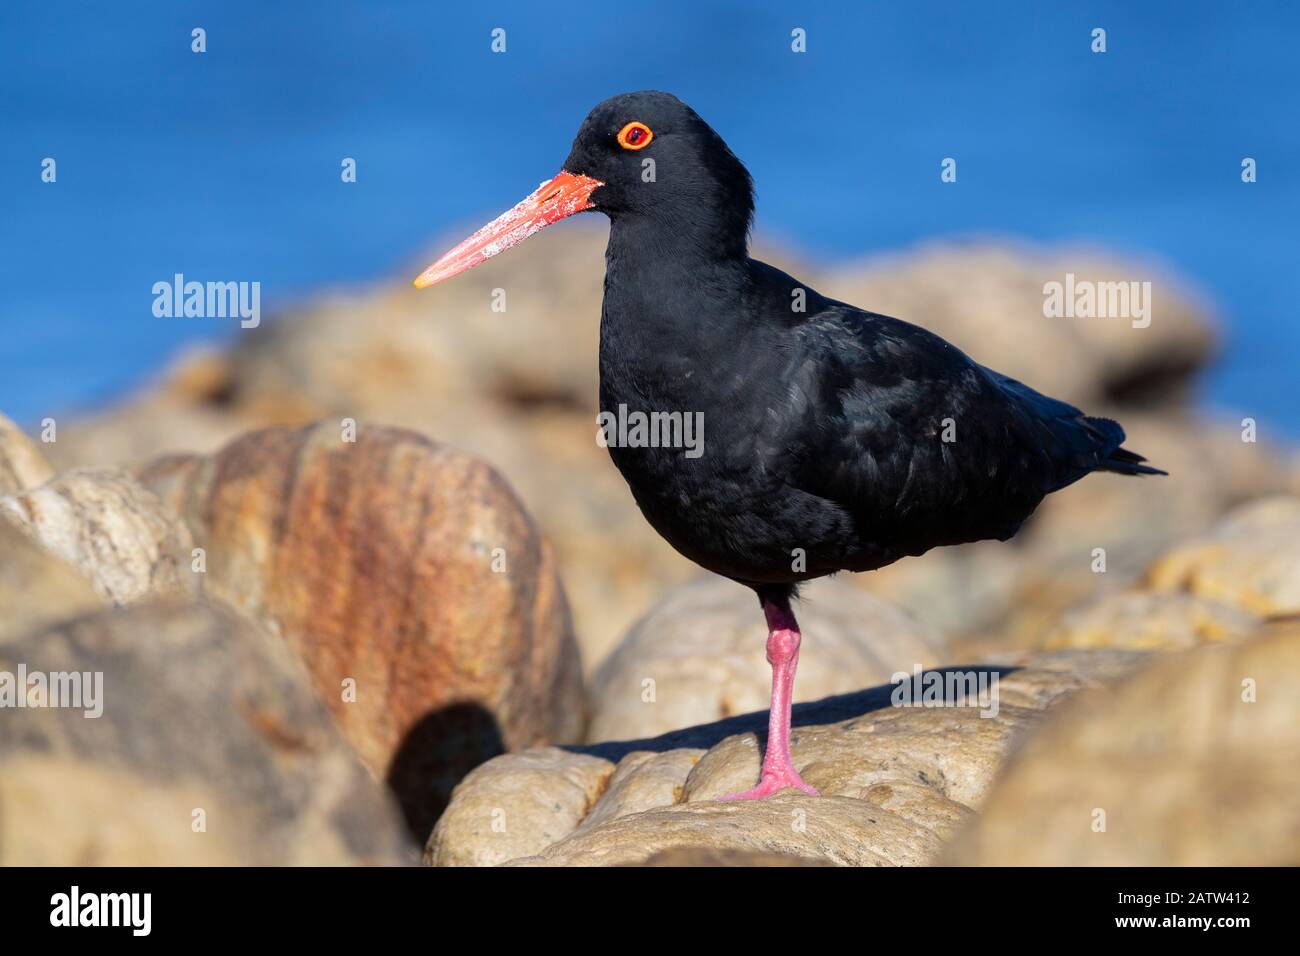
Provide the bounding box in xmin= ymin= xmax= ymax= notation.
xmin=137 ymin=421 xmax=585 ymax=842
xmin=945 ymin=620 xmax=1300 ymax=865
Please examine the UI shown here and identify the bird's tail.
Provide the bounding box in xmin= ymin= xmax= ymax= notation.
xmin=1088 ymin=417 xmax=1168 ymax=476
xmin=1101 ymin=446 xmax=1167 ymax=476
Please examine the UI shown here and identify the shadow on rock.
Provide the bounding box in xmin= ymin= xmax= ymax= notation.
xmin=569 ymin=665 xmax=1019 ymax=762
xmin=387 ymin=702 xmax=507 ymax=845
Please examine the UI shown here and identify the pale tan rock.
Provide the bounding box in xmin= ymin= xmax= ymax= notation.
xmin=510 ymin=795 xmax=950 ymax=867
xmin=1145 ymin=495 xmax=1300 ymax=615
xmin=638 ymin=846 xmax=831 ymax=866
xmin=984 ymin=648 xmax=1151 ymax=705
xmin=945 ymin=621 xmax=1300 ymax=865
xmin=1041 ymin=590 xmax=1261 ymax=651
xmin=47 ymin=394 xmax=252 ymax=472
xmin=425 ymin=748 xmax=614 ymax=867
xmin=0 ymin=757 xmax=249 ymax=866
xmin=589 ymin=576 xmax=945 ymax=742
xmin=0 ymin=522 xmax=104 ymax=645
xmin=574 ymin=749 xmax=703 ymax=833
xmin=429 ymin=651 xmax=1147 ymax=866
xmin=0 ymin=412 xmax=55 ymax=495
xmin=0 ymin=468 xmax=197 ymax=605
xmin=0 ymin=602 xmax=414 ymax=865
xmin=854 ymin=541 xmax=1026 ymax=637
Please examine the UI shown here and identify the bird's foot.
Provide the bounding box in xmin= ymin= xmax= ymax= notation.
xmin=718 ymin=767 xmax=819 ymax=801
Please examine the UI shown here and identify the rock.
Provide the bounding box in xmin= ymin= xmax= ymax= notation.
xmin=573 ymin=749 xmax=702 ymax=833
xmin=510 ymin=795 xmax=948 ymax=867
xmin=424 ymin=747 xmax=614 ymax=867
xmin=945 ymin=620 xmax=1300 ymax=865
xmin=428 ymin=650 xmax=1148 ymax=866
xmin=1040 ymin=590 xmax=1261 ymax=651
xmin=0 ymin=521 xmax=104 ymax=644
xmin=588 ymin=576 xmax=945 ymax=742
xmin=47 ymin=390 xmax=252 ymax=474
xmin=0 ymin=468 xmax=198 ymax=605
xmin=637 ymin=847 xmax=832 ymax=866
xmin=852 ymin=541 xmax=1026 ymax=638
xmin=1145 ymin=495 xmax=1300 ymax=616
xmin=1 ymin=756 xmax=250 ymax=866
xmin=136 ymin=421 xmax=585 ymax=842
xmin=0 ymin=602 xmax=414 ymax=865
xmin=0 ymin=412 xmax=55 ymax=495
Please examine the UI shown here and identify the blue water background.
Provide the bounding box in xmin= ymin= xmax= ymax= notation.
xmin=2 ymin=1 xmax=1296 ymax=432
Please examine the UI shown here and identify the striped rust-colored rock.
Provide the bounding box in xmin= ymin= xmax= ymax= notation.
xmin=137 ymin=421 xmax=584 ymax=841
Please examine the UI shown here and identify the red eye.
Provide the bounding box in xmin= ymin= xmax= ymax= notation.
xmin=617 ymin=121 xmax=653 ymax=150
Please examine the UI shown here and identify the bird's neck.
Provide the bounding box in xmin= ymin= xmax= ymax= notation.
xmin=608 ymin=196 xmax=750 ymax=260
xmin=598 ymin=217 xmax=755 ymax=412
xmin=602 ymin=216 xmax=750 ymax=338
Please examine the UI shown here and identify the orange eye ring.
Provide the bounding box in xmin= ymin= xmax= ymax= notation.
xmin=617 ymin=121 xmax=654 ymax=150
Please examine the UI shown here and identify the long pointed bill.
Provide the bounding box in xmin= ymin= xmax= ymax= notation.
xmin=413 ymin=171 xmax=604 ymax=289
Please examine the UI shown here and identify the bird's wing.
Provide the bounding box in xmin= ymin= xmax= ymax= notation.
xmin=765 ymin=304 xmax=1117 ymax=544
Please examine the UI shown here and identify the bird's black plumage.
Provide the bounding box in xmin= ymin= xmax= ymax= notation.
xmin=564 ymin=91 xmax=1164 ymax=598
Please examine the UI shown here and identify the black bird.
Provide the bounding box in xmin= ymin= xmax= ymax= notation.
xmin=415 ymin=91 xmax=1165 ymax=800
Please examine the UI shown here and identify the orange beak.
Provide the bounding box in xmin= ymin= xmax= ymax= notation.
xmin=413 ymin=171 xmax=604 ymax=289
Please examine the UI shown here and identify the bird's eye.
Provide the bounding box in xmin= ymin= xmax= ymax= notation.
xmin=617 ymin=121 xmax=653 ymax=150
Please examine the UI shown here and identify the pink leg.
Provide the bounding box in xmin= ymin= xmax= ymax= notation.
xmin=719 ymin=592 xmax=819 ymax=800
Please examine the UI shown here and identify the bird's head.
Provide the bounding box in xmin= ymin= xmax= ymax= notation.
xmin=414 ymin=91 xmax=753 ymax=289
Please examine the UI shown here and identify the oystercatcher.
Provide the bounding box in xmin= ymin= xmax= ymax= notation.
xmin=414 ymin=91 xmax=1165 ymax=800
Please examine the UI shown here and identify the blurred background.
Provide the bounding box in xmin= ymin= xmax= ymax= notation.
xmin=2 ymin=1 xmax=1299 ymax=865
xmin=2 ymin=0 xmax=1297 ymax=432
